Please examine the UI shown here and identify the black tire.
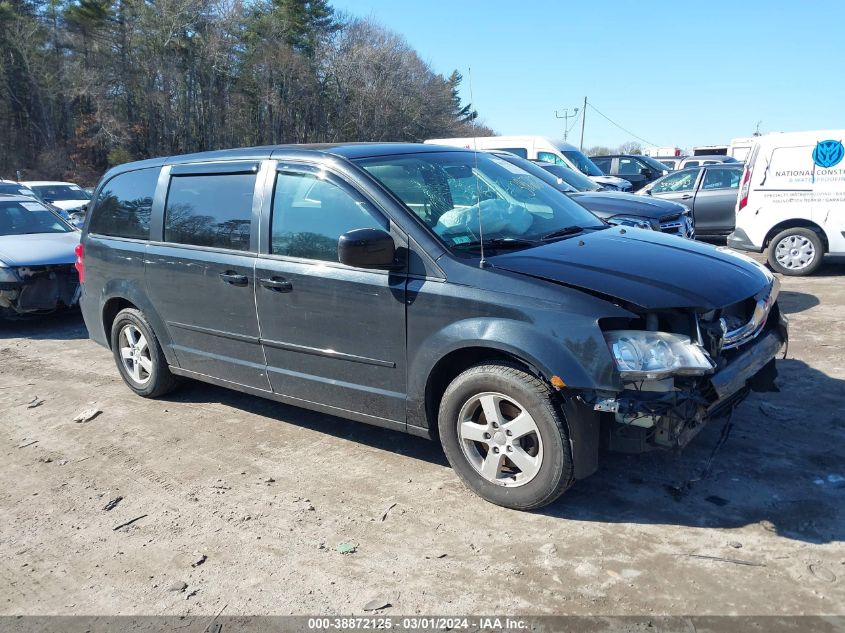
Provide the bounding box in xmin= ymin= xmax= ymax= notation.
xmin=110 ymin=308 xmax=179 ymax=398
xmin=438 ymin=362 xmax=574 ymax=510
xmin=767 ymin=227 xmax=824 ymax=276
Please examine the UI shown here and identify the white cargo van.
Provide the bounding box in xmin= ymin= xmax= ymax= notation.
xmin=728 ymin=129 xmax=845 ymax=275
xmin=424 ymin=136 xmax=633 ymax=191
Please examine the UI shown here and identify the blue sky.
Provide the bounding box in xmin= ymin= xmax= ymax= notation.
xmin=331 ymin=0 xmax=844 ymax=151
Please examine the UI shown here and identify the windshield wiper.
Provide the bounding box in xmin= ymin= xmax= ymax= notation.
xmin=540 ymin=225 xmax=584 ymax=241
xmin=453 ymin=237 xmax=536 ymax=250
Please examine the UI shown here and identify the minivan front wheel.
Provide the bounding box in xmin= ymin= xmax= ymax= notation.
xmin=768 ymin=227 xmax=824 ymax=276
xmin=111 ymin=308 xmax=178 ymax=398
xmin=438 ymin=363 xmax=574 ymax=510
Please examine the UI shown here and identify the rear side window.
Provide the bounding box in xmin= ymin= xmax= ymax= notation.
xmin=164 ymin=173 xmax=256 ymax=251
xmin=591 ymin=156 xmax=612 ymax=172
xmin=88 ymin=168 xmax=159 ymax=239
xmin=271 ymin=172 xmax=387 ymax=263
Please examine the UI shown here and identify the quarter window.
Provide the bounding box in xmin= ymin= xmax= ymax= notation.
xmin=88 ymin=168 xmax=159 ymax=239
xmin=164 ymin=173 xmax=255 ymax=251
xmin=270 ymin=172 xmax=387 ymax=263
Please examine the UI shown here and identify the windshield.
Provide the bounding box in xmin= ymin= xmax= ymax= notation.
xmin=561 ymin=150 xmax=604 ymax=176
xmin=0 ymin=184 xmax=38 ymax=198
xmin=358 ymin=151 xmax=605 ymax=251
xmin=538 ymin=163 xmax=603 ymax=191
xmin=30 ymin=184 xmax=90 ymax=202
xmin=0 ymin=200 xmax=72 ymax=235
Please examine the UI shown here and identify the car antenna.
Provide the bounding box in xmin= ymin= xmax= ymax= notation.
xmin=468 ymin=67 xmax=488 ymax=268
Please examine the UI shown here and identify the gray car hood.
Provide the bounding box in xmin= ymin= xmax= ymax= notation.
xmin=570 ymin=191 xmax=687 ymax=219
xmin=0 ymin=231 xmax=80 ymax=267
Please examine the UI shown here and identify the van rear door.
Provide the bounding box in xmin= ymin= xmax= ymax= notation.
xmin=144 ymin=161 xmax=270 ymax=390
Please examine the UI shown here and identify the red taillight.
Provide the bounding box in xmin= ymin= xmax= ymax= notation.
xmin=74 ymin=243 xmax=85 ymax=283
xmin=738 ymin=164 xmax=753 ymax=211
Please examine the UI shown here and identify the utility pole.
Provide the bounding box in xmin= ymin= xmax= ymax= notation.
xmin=554 ymin=107 xmax=579 ymax=142
xmin=579 ymin=96 xmax=587 ymax=150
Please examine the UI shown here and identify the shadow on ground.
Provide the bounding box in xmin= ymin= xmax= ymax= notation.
xmin=0 ymin=310 xmax=88 ymax=340
xmin=166 ymin=356 xmax=844 ymax=545
xmin=778 ymin=290 xmax=820 ymax=314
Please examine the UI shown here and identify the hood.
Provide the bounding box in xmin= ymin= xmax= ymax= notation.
xmin=490 ymin=227 xmax=771 ymax=310
xmin=50 ymin=199 xmax=88 ymax=211
xmin=590 ymin=175 xmax=632 ymax=190
xmin=570 ymin=191 xmax=687 ymax=219
xmin=0 ymin=231 xmax=80 ymax=267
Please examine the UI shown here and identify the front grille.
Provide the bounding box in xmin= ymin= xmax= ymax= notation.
xmin=658 ymin=212 xmax=695 ymax=238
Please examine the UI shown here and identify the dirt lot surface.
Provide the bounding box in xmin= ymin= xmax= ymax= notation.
xmin=1 ymin=257 xmax=844 ymax=617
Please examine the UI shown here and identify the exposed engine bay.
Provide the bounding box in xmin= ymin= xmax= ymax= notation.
xmin=0 ymin=264 xmax=80 ymax=317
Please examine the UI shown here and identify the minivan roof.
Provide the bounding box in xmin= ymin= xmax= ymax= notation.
xmin=98 ymin=143 xmax=468 ymax=183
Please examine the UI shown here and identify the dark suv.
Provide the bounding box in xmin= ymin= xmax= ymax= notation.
xmin=590 ymin=154 xmax=670 ymax=191
xmin=78 ymin=144 xmax=786 ymax=510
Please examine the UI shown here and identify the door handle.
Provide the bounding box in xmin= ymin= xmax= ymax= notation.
xmin=259 ymin=277 xmax=293 ymax=292
xmin=219 ymin=271 xmax=249 ymax=286
xmin=680 ymin=194 xmax=692 ymax=200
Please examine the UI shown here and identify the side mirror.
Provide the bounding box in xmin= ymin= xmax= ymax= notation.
xmin=338 ymin=228 xmax=397 ymax=269
xmin=644 ymin=187 xmax=653 ymax=196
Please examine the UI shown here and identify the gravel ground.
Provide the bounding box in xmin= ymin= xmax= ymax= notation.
xmin=1 ymin=256 xmax=843 ymax=616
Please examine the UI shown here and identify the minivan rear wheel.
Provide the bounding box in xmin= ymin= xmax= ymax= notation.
xmin=767 ymin=227 xmax=824 ymax=276
xmin=111 ymin=308 xmax=179 ymax=398
xmin=438 ymin=362 xmax=574 ymax=510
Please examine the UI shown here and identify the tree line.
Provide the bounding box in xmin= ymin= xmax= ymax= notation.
xmin=0 ymin=0 xmax=492 ymax=184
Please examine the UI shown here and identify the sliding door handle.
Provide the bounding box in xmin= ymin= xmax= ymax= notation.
xmin=219 ymin=271 xmax=249 ymax=286
xmin=259 ymin=277 xmax=293 ymax=292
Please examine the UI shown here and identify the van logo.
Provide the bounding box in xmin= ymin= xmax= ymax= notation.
xmin=812 ymin=139 xmax=844 ymax=168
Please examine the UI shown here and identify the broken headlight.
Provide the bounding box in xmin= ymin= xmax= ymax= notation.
xmin=604 ymin=330 xmax=715 ymax=380
xmin=0 ymin=262 xmax=20 ymax=283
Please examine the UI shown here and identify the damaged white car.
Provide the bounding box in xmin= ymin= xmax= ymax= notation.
xmin=0 ymin=194 xmax=81 ymax=318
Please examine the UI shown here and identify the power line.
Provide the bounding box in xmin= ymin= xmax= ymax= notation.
xmin=586 ymin=102 xmax=658 ymax=147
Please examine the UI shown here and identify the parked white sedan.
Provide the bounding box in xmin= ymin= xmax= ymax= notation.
xmin=22 ymin=180 xmax=91 ymax=213
xmin=0 ymin=194 xmax=81 ymax=317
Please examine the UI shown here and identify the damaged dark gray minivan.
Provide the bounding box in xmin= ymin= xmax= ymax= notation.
xmin=78 ymin=144 xmax=787 ymax=510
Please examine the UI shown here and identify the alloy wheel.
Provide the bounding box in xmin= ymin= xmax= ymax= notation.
xmin=457 ymin=392 xmax=544 ymax=487
xmin=119 ymin=324 xmax=153 ymax=386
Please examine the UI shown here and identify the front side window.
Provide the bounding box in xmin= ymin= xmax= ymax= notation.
xmin=0 ymin=200 xmax=72 ymax=235
xmin=702 ymin=168 xmax=741 ymax=190
xmin=537 ymin=151 xmax=566 ymax=166
xmin=271 ymin=171 xmax=387 ymax=262
xmin=164 ymin=173 xmax=255 ymax=251
xmin=88 ymin=168 xmax=159 ymax=239
xmin=359 ymin=151 xmax=605 ymax=251
xmin=651 ymin=169 xmax=699 ymax=194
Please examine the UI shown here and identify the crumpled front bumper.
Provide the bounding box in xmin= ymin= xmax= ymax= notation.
xmin=598 ymin=312 xmax=787 ymax=453
xmin=0 ymin=266 xmax=80 ymax=316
